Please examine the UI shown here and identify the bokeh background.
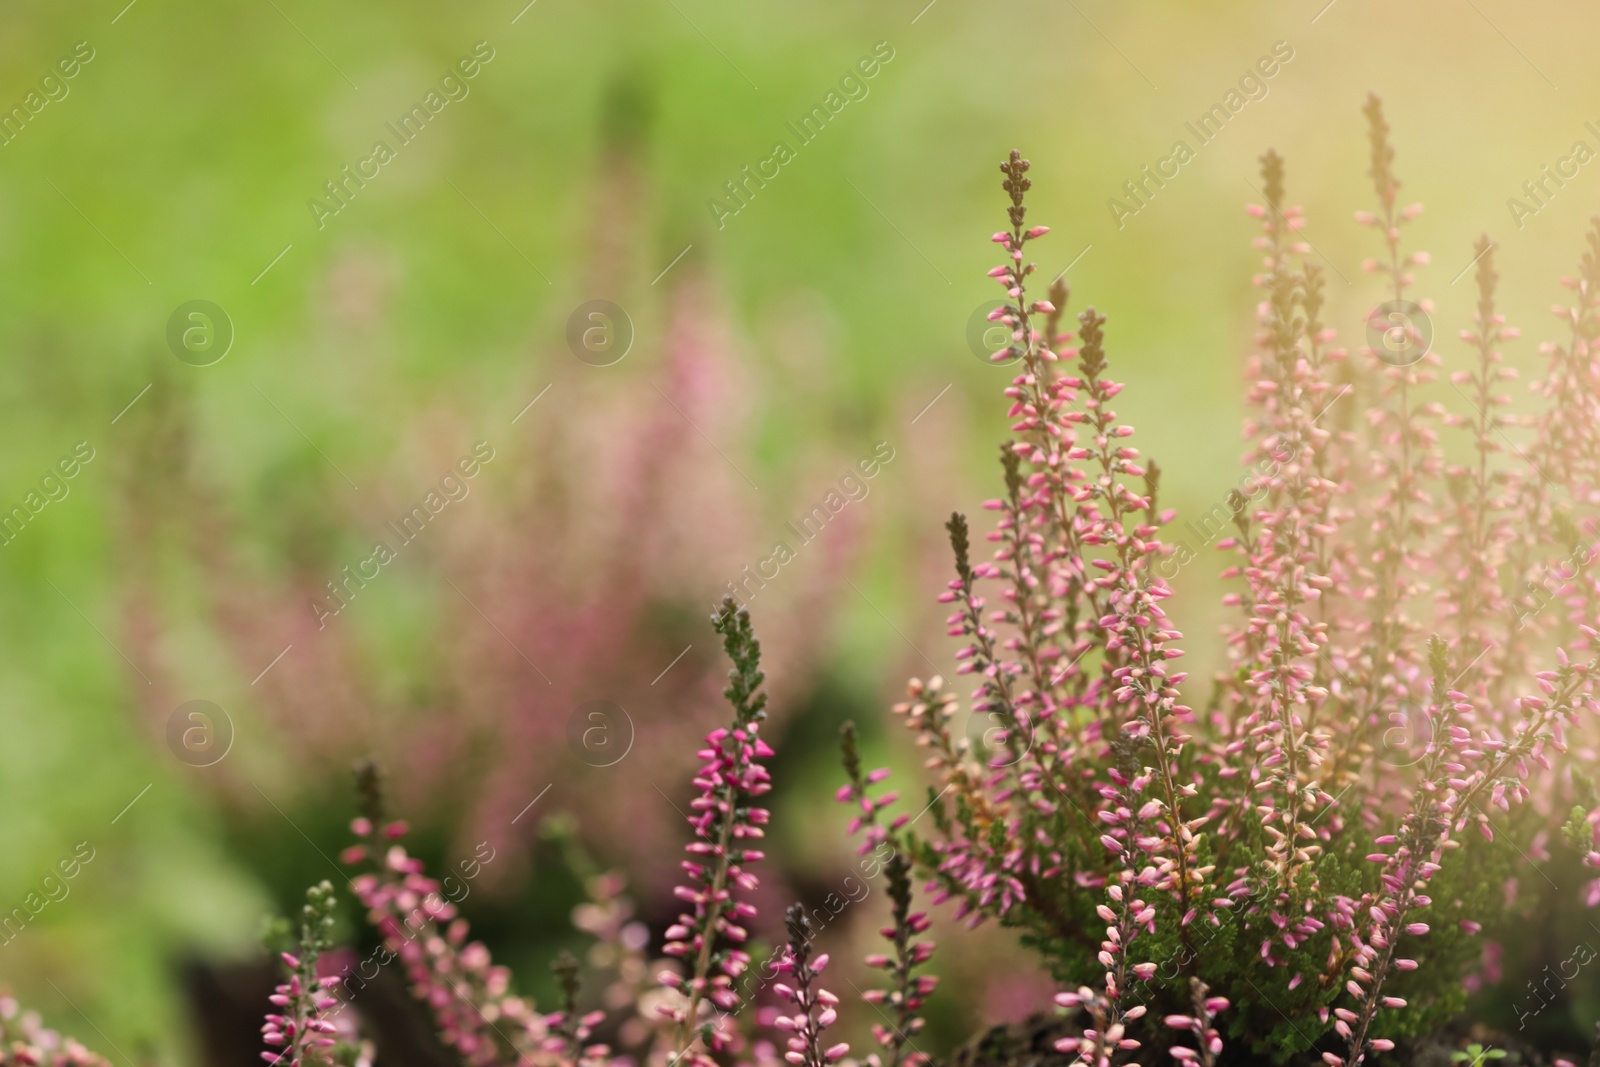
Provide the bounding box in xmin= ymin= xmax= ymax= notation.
xmin=2 ymin=0 xmax=1600 ymax=1061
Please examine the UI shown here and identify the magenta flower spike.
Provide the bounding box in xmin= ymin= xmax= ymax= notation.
xmin=772 ymin=907 xmax=848 ymax=1067
xmin=661 ymin=599 xmax=773 ymax=1066
xmin=261 ymin=881 xmax=347 ymax=1067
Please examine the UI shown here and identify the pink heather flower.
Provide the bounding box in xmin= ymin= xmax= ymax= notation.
xmin=857 ymin=851 xmax=936 ymax=1067
xmin=661 ymin=601 xmax=773 ymax=1063
xmin=772 ymin=907 xmax=848 ymax=1067
xmin=835 ymin=722 xmax=937 ymax=1067
xmin=262 ymin=881 xmax=347 ymax=1067
xmin=343 ymin=791 xmax=551 ymax=1066
xmin=837 ymin=721 xmax=901 ymax=857
xmin=1054 ymin=986 xmax=1140 ymax=1066
xmin=1162 ymin=980 xmax=1228 ymax=1067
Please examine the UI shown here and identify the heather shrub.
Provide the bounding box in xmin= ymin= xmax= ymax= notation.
xmin=851 ymin=97 xmax=1600 ymax=1063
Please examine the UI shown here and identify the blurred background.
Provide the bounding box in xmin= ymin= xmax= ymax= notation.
xmin=2 ymin=0 xmax=1600 ymax=1061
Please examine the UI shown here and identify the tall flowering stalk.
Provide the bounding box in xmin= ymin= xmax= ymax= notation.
xmin=937 ymin=510 xmax=1031 ymax=919
xmin=661 ymin=598 xmax=773 ymax=1065
xmin=772 ymin=907 xmax=848 ymax=1067
xmin=1234 ymin=152 xmax=1359 ymax=768
xmin=262 ymin=881 xmax=344 ymax=1066
xmin=1229 ymin=148 xmax=1340 ymax=897
xmin=860 ymin=855 xmax=936 ymax=1067
xmin=341 ymin=767 xmax=606 ymax=1067
xmin=345 ymin=817 xmax=518 ymax=1065
xmin=1526 ymin=220 xmax=1600 ymax=508
xmin=1508 ymin=219 xmax=1600 ymax=680
xmin=1163 ymin=979 xmax=1229 ymax=1067
xmin=837 ymin=721 xmax=903 ymax=859
xmin=838 ymin=723 xmax=935 ymax=1067
xmin=1442 ymin=238 xmax=1516 ymax=654
xmin=1074 ymin=300 xmax=1203 ymax=922
xmin=1053 ymin=984 xmax=1142 ymax=1067
xmin=1327 ymin=94 xmax=1441 ymax=804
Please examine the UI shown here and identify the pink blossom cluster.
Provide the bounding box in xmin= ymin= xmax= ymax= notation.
xmin=1163 ymin=980 xmax=1228 ymax=1066
xmin=261 ymin=879 xmax=348 ymax=1067
xmin=858 ymin=873 xmax=937 ymax=1067
xmin=1053 ymin=986 xmax=1145 ymax=1066
xmin=835 ymin=764 xmax=899 ymax=859
xmin=343 ymin=816 xmax=609 ymax=1067
xmin=262 ymin=952 xmax=341 ymax=1065
xmin=836 ymin=722 xmax=936 ymax=1067
xmin=658 ymin=601 xmax=773 ymax=1067
xmin=658 ymin=719 xmax=773 ymax=984
xmin=771 ymin=907 xmax=848 ymax=1067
